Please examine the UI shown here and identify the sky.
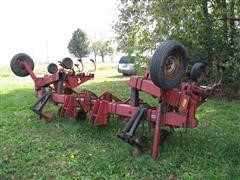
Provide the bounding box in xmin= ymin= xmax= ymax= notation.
xmin=0 ymin=0 xmax=118 ymax=65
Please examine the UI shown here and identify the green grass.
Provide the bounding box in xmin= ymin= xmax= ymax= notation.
xmin=0 ymin=66 xmax=240 ymax=179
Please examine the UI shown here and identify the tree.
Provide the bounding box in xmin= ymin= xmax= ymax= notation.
xmin=108 ymin=45 xmax=114 ymax=62
xmin=68 ymin=28 xmax=90 ymax=59
xmin=91 ymin=42 xmax=99 ymax=62
xmin=115 ymin=0 xmax=240 ymax=97
xmin=90 ymin=41 xmax=114 ymax=62
xmin=99 ymin=41 xmax=114 ymax=62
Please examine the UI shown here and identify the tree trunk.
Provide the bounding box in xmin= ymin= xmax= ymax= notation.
xmin=101 ymin=53 xmax=104 ymax=62
xmin=94 ymin=53 xmax=97 ymax=62
xmin=202 ymin=0 xmax=212 ymax=60
xmin=229 ymin=0 xmax=235 ymax=46
xmin=221 ymin=0 xmax=228 ymax=39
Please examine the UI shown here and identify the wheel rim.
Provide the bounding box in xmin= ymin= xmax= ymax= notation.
xmin=196 ymin=65 xmax=206 ymax=82
xmin=164 ymin=54 xmax=181 ymax=79
xmin=17 ymin=56 xmax=28 ymax=69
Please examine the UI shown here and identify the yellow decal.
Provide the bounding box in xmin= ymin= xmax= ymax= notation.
xmin=182 ymin=99 xmax=187 ymax=108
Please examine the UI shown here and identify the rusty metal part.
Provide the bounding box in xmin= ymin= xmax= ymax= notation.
xmin=164 ymin=55 xmax=181 ymax=78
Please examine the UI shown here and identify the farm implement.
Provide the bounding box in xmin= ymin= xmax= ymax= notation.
xmin=10 ymin=41 xmax=223 ymax=160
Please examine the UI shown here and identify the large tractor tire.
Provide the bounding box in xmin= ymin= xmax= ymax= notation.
xmin=150 ymin=41 xmax=188 ymax=90
xmin=10 ymin=53 xmax=34 ymax=77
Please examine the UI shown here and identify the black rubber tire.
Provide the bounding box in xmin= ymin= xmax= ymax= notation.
xmin=62 ymin=57 xmax=73 ymax=69
xmin=10 ymin=53 xmax=34 ymax=77
xmin=122 ymin=73 xmax=131 ymax=76
xmin=75 ymin=109 xmax=87 ymax=122
xmin=190 ymin=62 xmax=207 ymax=82
xmin=47 ymin=63 xmax=58 ymax=74
xmin=150 ymin=41 xmax=188 ymax=89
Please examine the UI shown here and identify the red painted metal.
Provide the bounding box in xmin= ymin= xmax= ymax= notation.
xmin=18 ymin=60 xmax=220 ymax=160
xmin=129 ymin=75 xmax=163 ymax=98
xmin=152 ymin=104 xmax=163 ymax=160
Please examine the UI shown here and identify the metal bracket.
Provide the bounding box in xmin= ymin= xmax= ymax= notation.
xmin=117 ymin=104 xmax=147 ymax=147
xmin=31 ymin=92 xmax=52 ymax=121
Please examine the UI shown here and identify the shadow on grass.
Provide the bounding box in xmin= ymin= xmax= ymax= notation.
xmin=106 ymin=74 xmax=131 ymax=79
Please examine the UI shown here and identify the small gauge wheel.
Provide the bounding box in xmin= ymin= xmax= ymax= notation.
xmin=47 ymin=63 xmax=58 ymax=74
xmin=62 ymin=57 xmax=73 ymax=69
xmin=190 ymin=62 xmax=207 ymax=82
xmin=10 ymin=53 xmax=34 ymax=77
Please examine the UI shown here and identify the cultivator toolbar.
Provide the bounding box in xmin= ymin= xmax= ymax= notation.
xmin=10 ymin=41 xmax=223 ymax=160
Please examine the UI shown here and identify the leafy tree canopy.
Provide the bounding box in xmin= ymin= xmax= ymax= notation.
xmin=68 ymin=28 xmax=90 ymax=59
xmin=90 ymin=41 xmax=114 ymax=62
xmin=115 ymin=0 xmax=240 ymax=97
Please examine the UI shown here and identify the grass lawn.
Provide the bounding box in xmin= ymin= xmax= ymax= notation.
xmin=1 ymin=65 xmax=240 ymax=179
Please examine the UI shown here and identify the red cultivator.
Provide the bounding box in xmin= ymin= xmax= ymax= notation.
xmin=10 ymin=41 xmax=223 ymax=160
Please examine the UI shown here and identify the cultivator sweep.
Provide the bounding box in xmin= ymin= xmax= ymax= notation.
xmin=10 ymin=41 xmax=223 ymax=160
